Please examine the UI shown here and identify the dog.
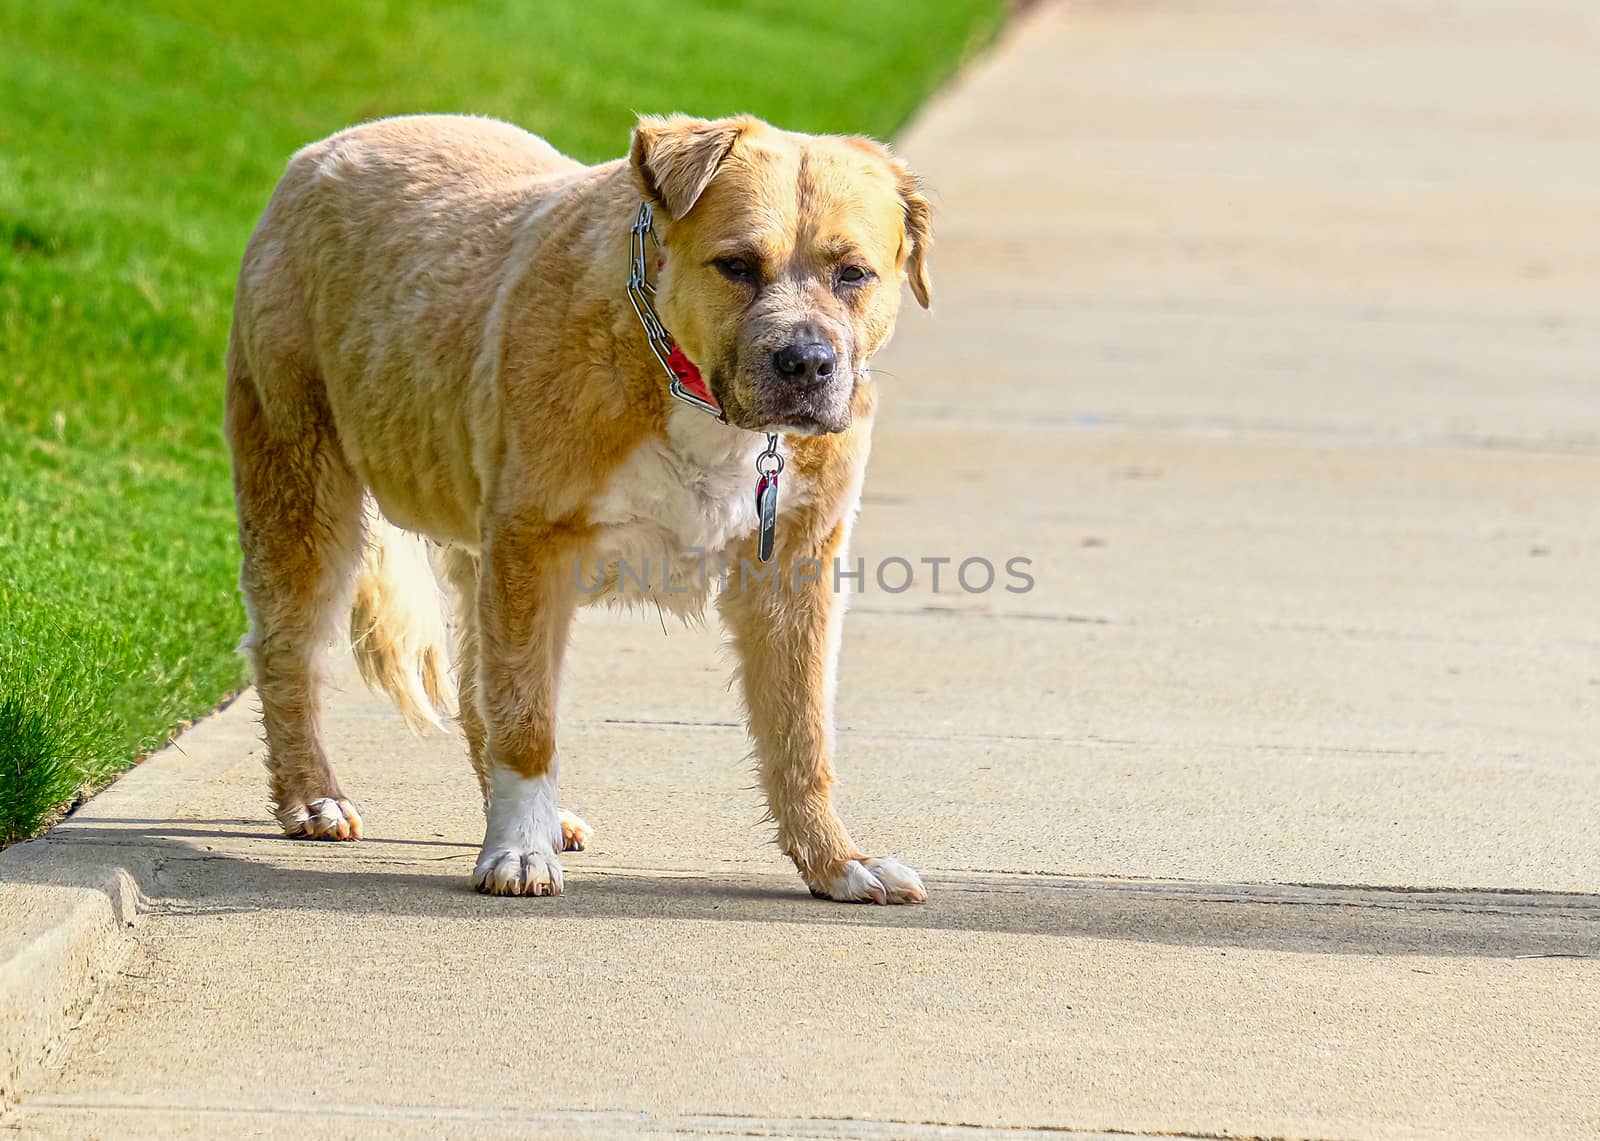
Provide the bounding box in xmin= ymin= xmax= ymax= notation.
xmin=225 ymin=113 xmax=932 ymax=902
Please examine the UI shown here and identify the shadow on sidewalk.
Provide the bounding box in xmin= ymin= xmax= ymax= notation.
xmin=17 ymin=823 xmax=1600 ymax=962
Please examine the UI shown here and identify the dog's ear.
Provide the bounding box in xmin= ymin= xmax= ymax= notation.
xmin=846 ymin=137 xmax=933 ymax=309
xmin=630 ymin=114 xmax=750 ymax=220
xmin=892 ymin=159 xmax=933 ymax=310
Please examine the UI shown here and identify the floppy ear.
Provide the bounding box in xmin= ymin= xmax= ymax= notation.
xmin=892 ymin=160 xmax=933 ymax=310
xmin=850 ymin=137 xmax=934 ymax=309
xmin=629 ymin=114 xmax=750 ymax=220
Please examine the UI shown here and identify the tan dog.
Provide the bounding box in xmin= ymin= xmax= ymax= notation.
xmin=226 ymin=113 xmax=932 ymax=901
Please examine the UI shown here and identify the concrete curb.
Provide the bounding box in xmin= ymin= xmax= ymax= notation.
xmin=0 ymin=840 xmax=149 ymax=1107
xmin=1 ymin=679 xmax=268 ymax=1108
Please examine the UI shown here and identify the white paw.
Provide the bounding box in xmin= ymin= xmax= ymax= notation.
xmin=278 ymin=797 xmax=363 ymax=841
xmin=559 ymin=809 xmax=593 ymax=852
xmin=821 ymin=856 xmax=927 ymax=905
xmin=473 ymin=768 xmax=565 ymax=897
xmin=473 ymin=845 xmax=563 ymax=896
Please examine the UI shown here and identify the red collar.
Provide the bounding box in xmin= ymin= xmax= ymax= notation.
xmin=663 ymin=342 xmax=719 ymax=411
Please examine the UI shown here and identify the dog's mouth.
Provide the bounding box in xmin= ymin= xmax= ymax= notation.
xmin=712 ymin=356 xmax=856 ymax=436
xmin=716 ymin=378 xmax=852 ymax=436
xmin=759 ymin=396 xmax=851 ymax=436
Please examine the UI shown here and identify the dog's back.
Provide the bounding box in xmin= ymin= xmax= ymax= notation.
xmin=230 ymin=116 xmax=585 ymax=541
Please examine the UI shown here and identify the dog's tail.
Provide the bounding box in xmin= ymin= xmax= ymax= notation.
xmin=349 ymin=502 xmax=453 ymax=733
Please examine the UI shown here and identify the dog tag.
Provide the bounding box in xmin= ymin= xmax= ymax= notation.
xmin=755 ymin=472 xmax=779 ymax=563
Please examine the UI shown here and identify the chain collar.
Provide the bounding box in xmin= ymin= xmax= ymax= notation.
xmin=626 ymin=201 xmax=783 ymax=563
xmin=625 ymin=202 xmax=725 ymax=421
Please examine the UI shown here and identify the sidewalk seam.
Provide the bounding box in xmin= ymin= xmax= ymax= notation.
xmin=12 ymin=1095 xmax=1323 ymax=1140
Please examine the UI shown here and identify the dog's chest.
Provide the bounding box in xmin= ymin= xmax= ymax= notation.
xmin=584 ymin=409 xmax=799 ymax=610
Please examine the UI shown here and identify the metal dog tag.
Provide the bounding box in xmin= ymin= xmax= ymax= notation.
xmin=753 ymin=433 xmax=783 ymax=564
xmin=755 ymin=472 xmax=779 ymax=564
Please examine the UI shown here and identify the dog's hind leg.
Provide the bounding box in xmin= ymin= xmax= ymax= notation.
xmin=441 ymin=546 xmax=492 ymax=804
xmin=227 ymin=350 xmax=367 ymax=840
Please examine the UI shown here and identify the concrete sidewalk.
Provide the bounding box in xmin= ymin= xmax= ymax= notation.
xmin=6 ymin=2 xmax=1600 ymax=1137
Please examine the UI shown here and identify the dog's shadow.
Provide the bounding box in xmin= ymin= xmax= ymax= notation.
xmin=18 ymin=820 xmax=1600 ymax=961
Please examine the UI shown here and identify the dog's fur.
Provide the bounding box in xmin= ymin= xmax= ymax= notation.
xmin=226 ymin=113 xmax=931 ymax=901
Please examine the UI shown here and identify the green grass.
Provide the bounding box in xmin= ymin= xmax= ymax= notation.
xmin=0 ymin=0 xmax=1003 ymax=843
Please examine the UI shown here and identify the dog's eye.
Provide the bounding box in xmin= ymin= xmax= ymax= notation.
xmin=837 ymin=264 xmax=873 ymax=286
xmin=713 ymin=257 xmax=758 ymax=284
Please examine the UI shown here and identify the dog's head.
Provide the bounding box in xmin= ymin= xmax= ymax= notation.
xmin=630 ymin=114 xmax=932 ymax=435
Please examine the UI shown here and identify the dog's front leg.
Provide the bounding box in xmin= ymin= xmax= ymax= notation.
xmin=469 ymin=518 xmax=582 ymax=896
xmin=717 ymin=522 xmax=926 ymax=905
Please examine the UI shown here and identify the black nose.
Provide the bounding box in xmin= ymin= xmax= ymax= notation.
xmin=772 ymin=341 xmax=836 ymax=386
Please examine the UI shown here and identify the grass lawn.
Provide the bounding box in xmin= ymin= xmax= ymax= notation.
xmin=0 ymin=0 xmax=1003 ymax=843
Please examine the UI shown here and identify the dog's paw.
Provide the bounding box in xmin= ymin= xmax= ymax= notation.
xmin=474 ymin=770 xmax=566 ymax=896
xmin=559 ymin=809 xmax=593 ymax=852
xmin=473 ymin=845 xmax=564 ymax=896
xmin=276 ymin=797 xmax=363 ymax=841
xmin=814 ymin=856 xmax=927 ymax=905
